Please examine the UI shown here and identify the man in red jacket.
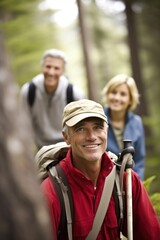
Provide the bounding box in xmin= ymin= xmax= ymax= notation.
xmin=41 ymin=99 xmax=160 ymax=239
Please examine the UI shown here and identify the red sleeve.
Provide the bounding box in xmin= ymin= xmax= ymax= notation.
xmin=125 ymin=171 xmax=160 ymax=239
xmin=41 ymin=177 xmax=61 ymax=240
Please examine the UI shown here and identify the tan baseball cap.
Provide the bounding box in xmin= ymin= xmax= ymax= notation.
xmin=62 ymin=99 xmax=108 ymax=127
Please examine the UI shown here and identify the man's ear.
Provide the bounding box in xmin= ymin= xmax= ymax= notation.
xmin=62 ymin=131 xmax=71 ymax=145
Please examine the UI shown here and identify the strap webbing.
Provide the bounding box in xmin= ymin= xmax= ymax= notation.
xmin=49 ymin=165 xmax=73 ymax=240
xmin=27 ymin=81 xmax=36 ymax=107
xmin=86 ymin=165 xmax=116 ymax=240
xmin=48 ymin=169 xmax=66 ymax=239
xmin=115 ymin=173 xmax=124 ymax=239
xmin=66 ymin=83 xmax=73 ymax=104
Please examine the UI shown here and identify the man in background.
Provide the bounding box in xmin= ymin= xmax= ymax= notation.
xmin=20 ymin=49 xmax=84 ymax=149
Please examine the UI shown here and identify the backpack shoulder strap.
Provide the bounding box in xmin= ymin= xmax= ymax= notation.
xmin=48 ymin=168 xmax=66 ymax=239
xmin=48 ymin=164 xmax=74 ymax=240
xmin=86 ymin=165 xmax=116 ymax=240
xmin=66 ymin=83 xmax=74 ymax=104
xmin=27 ymin=81 xmax=36 ymax=107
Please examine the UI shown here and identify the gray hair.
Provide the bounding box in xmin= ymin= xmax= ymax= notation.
xmin=62 ymin=124 xmax=69 ymax=136
xmin=41 ymin=49 xmax=67 ymax=66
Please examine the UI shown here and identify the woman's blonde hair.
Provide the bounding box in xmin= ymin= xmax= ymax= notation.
xmin=102 ymin=74 xmax=140 ymax=111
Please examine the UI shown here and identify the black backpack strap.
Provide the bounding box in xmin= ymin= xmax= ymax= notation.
xmin=48 ymin=164 xmax=74 ymax=240
xmin=48 ymin=168 xmax=66 ymax=239
xmin=56 ymin=164 xmax=74 ymax=221
xmin=66 ymin=83 xmax=74 ymax=104
xmin=28 ymin=81 xmax=72 ymax=106
xmin=113 ymin=182 xmax=120 ymax=220
xmin=27 ymin=81 xmax=36 ymax=107
xmin=113 ymin=172 xmax=125 ymax=239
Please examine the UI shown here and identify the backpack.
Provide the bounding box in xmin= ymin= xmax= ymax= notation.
xmin=27 ymin=81 xmax=74 ymax=107
xmin=35 ymin=142 xmax=127 ymax=240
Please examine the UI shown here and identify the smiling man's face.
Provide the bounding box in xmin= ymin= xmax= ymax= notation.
xmin=42 ymin=56 xmax=65 ymax=94
xmin=64 ymin=117 xmax=108 ymax=166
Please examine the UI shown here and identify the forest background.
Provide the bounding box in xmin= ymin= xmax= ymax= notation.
xmin=1 ymin=0 xmax=160 ymax=194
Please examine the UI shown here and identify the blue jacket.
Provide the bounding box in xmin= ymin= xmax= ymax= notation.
xmin=104 ymin=108 xmax=146 ymax=180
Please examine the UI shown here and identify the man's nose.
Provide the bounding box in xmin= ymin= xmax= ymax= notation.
xmin=86 ymin=129 xmax=96 ymax=140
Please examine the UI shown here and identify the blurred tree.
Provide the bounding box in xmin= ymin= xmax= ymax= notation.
xmin=136 ymin=0 xmax=160 ymax=152
xmin=123 ymin=0 xmax=148 ymax=117
xmin=77 ymin=0 xmax=99 ymax=101
xmin=0 ymin=29 xmax=52 ymax=240
xmin=81 ymin=0 xmax=131 ymax=96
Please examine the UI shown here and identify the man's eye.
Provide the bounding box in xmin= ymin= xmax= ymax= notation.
xmin=95 ymin=125 xmax=104 ymax=130
xmin=75 ymin=127 xmax=84 ymax=132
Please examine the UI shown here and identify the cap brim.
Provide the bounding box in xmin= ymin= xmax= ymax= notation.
xmin=65 ymin=113 xmax=108 ymax=127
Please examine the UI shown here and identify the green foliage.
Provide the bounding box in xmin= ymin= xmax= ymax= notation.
xmin=143 ymin=176 xmax=160 ymax=219
xmin=137 ymin=0 xmax=160 ymax=153
xmin=0 ymin=0 xmax=39 ymax=19
xmin=1 ymin=0 xmax=60 ymax=87
xmin=143 ymin=175 xmax=156 ymax=192
xmin=84 ymin=1 xmax=131 ymax=91
xmin=150 ymin=193 xmax=160 ymax=218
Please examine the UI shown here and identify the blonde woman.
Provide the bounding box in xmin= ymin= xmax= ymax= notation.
xmin=102 ymin=74 xmax=146 ymax=180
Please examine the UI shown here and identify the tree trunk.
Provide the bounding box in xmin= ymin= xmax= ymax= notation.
xmin=124 ymin=0 xmax=151 ymax=143
xmin=77 ymin=0 xmax=99 ymax=102
xmin=124 ymin=0 xmax=148 ymax=117
xmin=0 ymin=31 xmax=52 ymax=240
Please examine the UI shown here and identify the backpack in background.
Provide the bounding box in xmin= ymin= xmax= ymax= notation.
xmin=27 ymin=81 xmax=74 ymax=107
